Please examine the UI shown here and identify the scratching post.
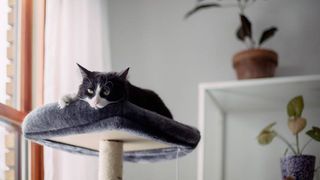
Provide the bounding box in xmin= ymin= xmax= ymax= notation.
xmin=99 ymin=140 xmax=123 ymax=180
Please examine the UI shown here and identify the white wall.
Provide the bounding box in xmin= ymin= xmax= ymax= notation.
xmin=107 ymin=0 xmax=320 ymax=179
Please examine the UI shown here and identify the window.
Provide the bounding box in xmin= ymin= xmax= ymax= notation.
xmin=0 ymin=0 xmax=9 ymax=105
xmin=0 ymin=118 xmax=22 ymax=180
xmin=0 ymin=0 xmax=25 ymax=179
xmin=0 ymin=0 xmax=19 ymax=108
xmin=0 ymin=0 xmax=45 ymax=180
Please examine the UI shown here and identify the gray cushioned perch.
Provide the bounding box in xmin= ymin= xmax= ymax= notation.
xmin=23 ymin=100 xmax=200 ymax=179
xmin=23 ymin=100 xmax=200 ymax=161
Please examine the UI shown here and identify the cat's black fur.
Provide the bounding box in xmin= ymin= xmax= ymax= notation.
xmin=77 ymin=64 xmax=173 ymax=118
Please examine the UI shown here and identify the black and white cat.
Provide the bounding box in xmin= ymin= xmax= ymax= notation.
xmin=58 ymin=64 xmax=173 ymax=118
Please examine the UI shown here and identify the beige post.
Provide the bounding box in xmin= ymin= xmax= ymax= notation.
xmin=99 ymin=140 xmax=123 ymax=180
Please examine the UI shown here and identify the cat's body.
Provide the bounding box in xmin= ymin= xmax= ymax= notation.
xmin=126 ymin=83 xmax=172 ymax=118
xmin=58 ymin=64 xmax=173 ymax=119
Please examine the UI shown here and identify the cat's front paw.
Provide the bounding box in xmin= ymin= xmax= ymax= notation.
xmin=58 ymin=94 xmax=75 ymax=109
xmin=58 ymin=97 xmax=69 ymax=109
xmin=58 ymin=93 xmax=78 ymax=109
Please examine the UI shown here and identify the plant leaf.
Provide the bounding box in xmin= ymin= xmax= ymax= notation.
xmin=259 ymin=27 xmax=278 ymax=46
xmin=306 ymin=126 xmax=320 ymax=142
xmin=287 ymin=96 xmax=304 ymax=118
xmin=185 ymin=3 xmax=221 ymax=19
xmin=263 ymin=122 xmax=276 ymax=131
xmin=257 ymin=122 xmax=277 ymax=145
xmin=287 ymin=102 xmax=296 ymax=117
xmin=257 ymin=131 xmax=276 ymax=145
xmin=236 ymin=26 xmax=245 ymax=41
xmin=288 ymin=117 xmax=307 ymax=135
xmin=239 ymin=14 xmax=252 ymax=38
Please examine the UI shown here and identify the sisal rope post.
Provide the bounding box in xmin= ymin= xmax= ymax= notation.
xmin=99 ymin=140 xmax=123 ymax=180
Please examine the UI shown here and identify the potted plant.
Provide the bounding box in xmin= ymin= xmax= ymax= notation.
xmin=186 ymin=0 xmax=278 ymax=79
xmin=257 ymin=96 xmax=320 ymax=180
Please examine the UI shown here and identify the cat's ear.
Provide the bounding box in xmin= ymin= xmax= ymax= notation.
xmin=77 ymin=63 xmax=91 ymax=78
xmin=119 ymin=67 xmax=130 ymax=79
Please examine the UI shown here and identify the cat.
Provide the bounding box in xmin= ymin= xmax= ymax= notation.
xmin=58 ymin=64 xmax=173 ymax=118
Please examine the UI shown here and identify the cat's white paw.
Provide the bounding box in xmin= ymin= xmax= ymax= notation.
xmin=58 ymin=96 xmax=69 ymax=109
xmin=58 ymin=94 xmax=77 ymax=109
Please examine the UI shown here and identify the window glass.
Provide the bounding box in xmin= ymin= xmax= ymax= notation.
xmin=0 ymin=118 xmax=21 ymax=180
xmin=0 ymin=0 xmax=9 ymax=104
xmin=0 ymin=0 xmax=19 ymax=108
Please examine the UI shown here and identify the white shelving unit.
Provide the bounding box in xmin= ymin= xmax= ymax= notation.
xmin=197 ymin=75 xmax=320 ymax=180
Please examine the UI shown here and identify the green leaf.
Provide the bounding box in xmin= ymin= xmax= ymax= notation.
xmin=239 ymin=14 xmax=252 ymax=39
xmin=287 ymin=102 xmax=296 ymax=117
xmin=257 ymin=131 xmax=276 ymax=145
xmin=263 ymin=122 xmax=277 ymax=131
xmin=287 ymin=96 xmax=304 ymax=117
xmin=259 ymin=27 xmax=278 ymax=46
xmin=185 ymin=3 xmax=221 ymax=19
xmin=306 ymin=126 xmax=320 ymax=142
xmin=257 ymin=122 xmax=277 ymax=145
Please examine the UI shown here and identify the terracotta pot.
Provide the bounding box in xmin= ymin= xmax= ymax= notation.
xmin=280 ymin=155 xmax=316 ymax=180
xmin=233 ymin=49 xmax=278 ymax=80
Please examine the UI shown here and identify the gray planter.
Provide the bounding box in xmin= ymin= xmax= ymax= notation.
xmin=281 ymin=155 xmax=316 ymax=180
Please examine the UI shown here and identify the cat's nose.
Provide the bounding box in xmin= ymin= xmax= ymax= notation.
xmin=92 ymin=100 xmax=100 ymax=106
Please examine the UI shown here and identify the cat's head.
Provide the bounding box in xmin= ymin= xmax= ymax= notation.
xmin=76 ymin=63 xmax=129 ymax=109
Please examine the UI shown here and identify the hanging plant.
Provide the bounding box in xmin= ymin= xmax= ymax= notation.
xmin=185 ymin=0 xmax=279 ymax=79
xmin=185 ymin=0 xmax=278 ymax=49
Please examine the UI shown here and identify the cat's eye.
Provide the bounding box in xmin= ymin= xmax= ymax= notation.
xmin=103 ymin=88 xmax=110 ymax=96
xmin=87 ymin=88 xmax=94 ymax=94
xmin=106 ymin=81 xmax=113 ymax=88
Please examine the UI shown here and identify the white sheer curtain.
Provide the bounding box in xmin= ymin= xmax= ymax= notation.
xmin=44 ymin=0 xmax=111 ymax=179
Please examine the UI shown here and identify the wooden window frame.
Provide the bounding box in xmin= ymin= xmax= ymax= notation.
xmin=0 ymin=0 xmax=46 ymax=179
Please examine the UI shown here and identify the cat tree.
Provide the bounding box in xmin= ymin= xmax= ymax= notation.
xmin=22 ymin=100 xmax=200 ymax=180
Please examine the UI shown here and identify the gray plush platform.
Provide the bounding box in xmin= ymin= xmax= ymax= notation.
xmin=22 ymin=100 xmax=200 ymax=163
